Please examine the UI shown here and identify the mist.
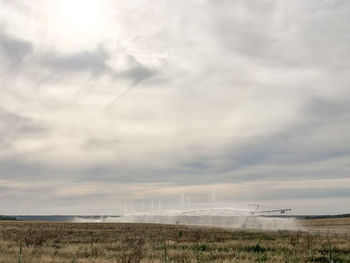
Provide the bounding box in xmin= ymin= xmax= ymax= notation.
xmin=73 ymin=207 xmax=301 ymax=231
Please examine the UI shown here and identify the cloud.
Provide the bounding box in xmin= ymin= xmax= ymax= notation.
xmin=209 ymin=0 xmax=350 ymax=70
xmin=0 ymin=107 xmax=46 ymax=135
xmin=0 ymin=31 xmax=33 ymax=64
xmin=40 ymin=46 xmax=109 ymax=74
xmin=82 ymin=137 xmax=119 ymax=151
xmin=0 ymin=156 xmax=41 ymax=179
xmin=0 ymin=0 xmax=349 ymax=214
xmin=0 ymin=108 xmax=49 ymax=149
xmin=260 ymin=187 xmax=350 ymax=201
xmin=118 ymin=55 xmax=155 ymax=85
xmin=34 ymin=46 xmax=156 ymax=85
xmin=0 ymin=108 xmax=49 ymax=179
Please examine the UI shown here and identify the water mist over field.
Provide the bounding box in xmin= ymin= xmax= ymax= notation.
xmin=73 ymin=208 xmax=300 ymax=231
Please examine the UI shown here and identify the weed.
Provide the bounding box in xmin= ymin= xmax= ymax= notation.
xmin=0 ymin=220 xmax=348 ymax=263
xmin=246 ymin=244 xmax=266 ymax=253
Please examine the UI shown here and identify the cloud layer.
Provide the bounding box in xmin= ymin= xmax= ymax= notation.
xmin=0 ymin=0 xmax=349 ymax=214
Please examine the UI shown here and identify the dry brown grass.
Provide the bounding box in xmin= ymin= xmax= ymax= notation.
xmin=0 ymin=219 xmax=349 ymax=263
xmin=299 ymin=218 xmax=350 ymax=234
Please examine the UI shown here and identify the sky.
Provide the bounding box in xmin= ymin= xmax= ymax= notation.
xmin=0 ymin=0 xmax=349 ymax=215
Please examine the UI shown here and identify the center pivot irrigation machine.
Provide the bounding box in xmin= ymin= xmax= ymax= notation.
xmin=75 ymin=205 xmax=294 ymax=230
xmin=169 ymin=204 xmax=292 ymax=217
xmin=247 ymin=204 xmax=292 ymax=216
xmin=108 ymin=204 xmax=294 ymax=230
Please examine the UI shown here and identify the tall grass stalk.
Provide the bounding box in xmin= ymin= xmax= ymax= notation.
xmin=18 ymin=241 xmax=23 ymax=263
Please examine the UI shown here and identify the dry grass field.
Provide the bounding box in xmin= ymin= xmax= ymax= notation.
xmin=0 ymin=219 xmax=349 ymax=263
xmin=298 ymin=218 xmax=350 ymax=234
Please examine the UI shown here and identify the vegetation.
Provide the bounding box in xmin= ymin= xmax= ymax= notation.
xmin=300 ymin=214 xmax=350 ymax=220
xmin=0 ymin=220 xmax=349 ymax=262
xmin=0 ymin=216 xmax=16 ymax=221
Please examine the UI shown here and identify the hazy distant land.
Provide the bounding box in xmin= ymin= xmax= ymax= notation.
xmin=1 ymin=213 xmax=349 ymax=222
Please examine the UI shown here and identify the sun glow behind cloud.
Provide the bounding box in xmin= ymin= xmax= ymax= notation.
xmin=58 ymin=0 xmax=100 ymax=30
xmin=46 ymin=0 xmax=114 ymax=50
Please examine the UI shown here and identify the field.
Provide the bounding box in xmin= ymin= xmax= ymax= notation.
xmin=299 ymin=218 xmax=350 ymax=234
xmin=0 ymin=219 xmax=349 ymax=263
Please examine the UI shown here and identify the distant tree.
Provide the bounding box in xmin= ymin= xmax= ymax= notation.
xmin=0 ymin=215 xmax=16 ymax=220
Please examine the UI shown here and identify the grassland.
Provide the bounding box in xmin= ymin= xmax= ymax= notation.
xmin=0 ymin=219 xmax=349 ymax=263
xmin=299 ymin=218 xmax=350 ymax=234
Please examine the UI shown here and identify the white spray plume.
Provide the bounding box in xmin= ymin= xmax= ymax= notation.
xmin=73 ymin=207 xmax=301 ymax=231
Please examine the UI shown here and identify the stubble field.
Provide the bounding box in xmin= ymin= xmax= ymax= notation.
xmin=0 ymin=218 xmax=349 ymax=263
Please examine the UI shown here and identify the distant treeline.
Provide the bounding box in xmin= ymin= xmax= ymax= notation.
xmin=253 ymin=214 xmax=350 ymax=220
xmin=299 ymin=214 xmax=350 ymax=220
xmin=0 ymin=215 xmax=16 ymax=220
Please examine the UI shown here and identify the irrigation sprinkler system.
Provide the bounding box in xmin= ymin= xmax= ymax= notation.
xmin=247 ymin=204 xmax=292 ymax=216
xmin=150 ymin=205 xmax=292 ymax=217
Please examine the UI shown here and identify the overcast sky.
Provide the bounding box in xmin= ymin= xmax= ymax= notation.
xmin=0 ymin=0 xmax=349 ymax=215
